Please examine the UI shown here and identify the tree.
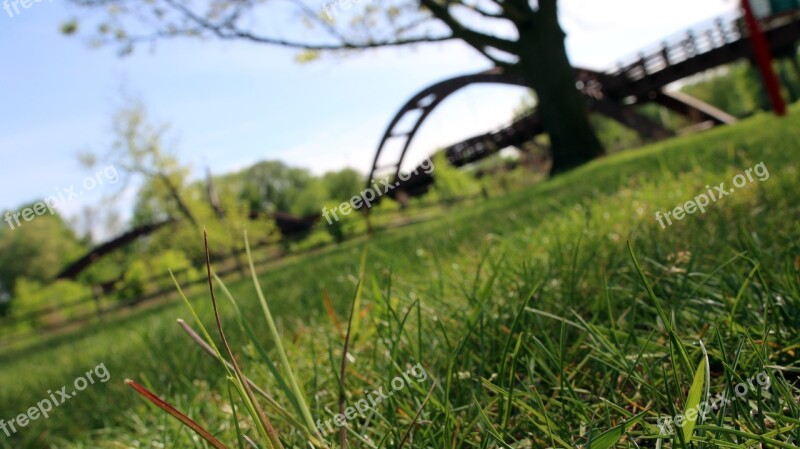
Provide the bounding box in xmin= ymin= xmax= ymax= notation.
xmin=130 ymin=160 xmax=279 ymax=265
xmin=80 ymin=101 xmax=278 ymax=273
xmin=289 ymin=178 xmax=329 ymax=217
xmin=101 ymin=102 xmax=198 ymax=226
xmin=0 ymin=206 xmax=86 ymax=296
xmin=322 ymin=168 xmax=364 ymax=203
xmin=225 ymin=161 xmax=316 ymax=214
xmin=64 ymin=0 xmax=604 ymax=174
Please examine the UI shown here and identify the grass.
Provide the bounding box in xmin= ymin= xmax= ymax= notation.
xmin=0 ymin=105 xmax=799 ymax=448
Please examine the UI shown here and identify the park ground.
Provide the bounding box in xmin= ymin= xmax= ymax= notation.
xmin=0 ymin=105 xmax=799 ymax=448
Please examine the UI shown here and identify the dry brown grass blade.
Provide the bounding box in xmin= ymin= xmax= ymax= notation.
xmin=125 ymin=379 xmax=230 ymax=449
xmin=397 ymin=380 xmax=437 ymax=449
xmin=322 ymin=289 xmax=343 ymax=336
xmin=203 ymin=229 xmax=285 ymax=449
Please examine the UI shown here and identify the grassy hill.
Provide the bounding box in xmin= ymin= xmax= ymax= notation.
xmin=1 ymin=106 xmax=798 ymax=448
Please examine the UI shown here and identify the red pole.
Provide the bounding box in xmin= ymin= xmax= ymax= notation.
xmin=741 ymin=0 xmax=787 ymax=116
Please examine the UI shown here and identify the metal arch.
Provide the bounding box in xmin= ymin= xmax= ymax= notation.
xmin=366 ymin=66 xmax=619 ymax=187
xmin=366 ymin=68 xmax=529 ymax=189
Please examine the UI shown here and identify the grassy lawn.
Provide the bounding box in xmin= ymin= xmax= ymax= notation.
xmin=1 ymin=106 xmax=798 ymax=448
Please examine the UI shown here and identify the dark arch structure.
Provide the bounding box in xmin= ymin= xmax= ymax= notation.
xmin=366 ymin=67 xmax=678 ymax=199
xmin=367 ymin=68 xmax=527 ymax=183
xmin=369 ymin=10 xmax=800 ymax=201
xmin=56 ymin=219 xmax=176 ymax=280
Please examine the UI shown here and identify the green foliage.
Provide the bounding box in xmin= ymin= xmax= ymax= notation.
xmin=681 ymin=355 xmax=708 ymax=443
xmin=104 ymin=102 xmax=281 ymax=264
xmin=139 ymin=181 xmax=278 ymax=265
xmin=682 ymin=62 xmax=766 ymax=118
xmin=151 ymin=250 xmax=200 ymax=289
xmin=289 ymin=225 xmax=335 ymax=251
xmin=130 ymin=173 xmax=192 ymax=226
xmin=321 ymin=168 xmax=363 ymax=204
xmin=589 ymin=113 xmax=644 ymax=152
xmin=11 ymin=278 xmax=93 ymax=323
xmin=0 ymin=208 xmax=85 ymax=292
xmin=319 ymin=200 xmax=350 ymax=243
xmin=223 ymin=163 xmax=364 ymax=217
xmin=60 ymin=19 xmax=78 ymax=35
xmin=120 ymin=259 xmax=148 ymax=299
xmin=77 ymin=249 xmax=131 ymax=287
xmin=239 ymin=180 xmax=265 ymax=215
xmin=312 ymin=194 xmax=370 ymax=245
xmin=119 ymin=249 xmax=200 ymax=298
xmin=486 ymin=165 xmax=544 ymax=196
xmin=430 ymin=152 xmax=480 ymax=202
xmin=0 ymin=282 xmax=10 ymax=317
xmin=678 ymin=56 xmax=800 ymax=117
xmin=225 ymin=161 xmax=315 ymax=214
xmin=288 ymin=178 xmax=328 ymax=217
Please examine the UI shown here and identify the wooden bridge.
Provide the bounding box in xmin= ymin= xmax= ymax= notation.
xmin=369 ymin=10 xmax=800 ymax=201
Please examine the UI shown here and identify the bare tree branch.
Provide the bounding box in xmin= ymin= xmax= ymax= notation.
xmin=457 ymin=1 xmax=505 ymax=19
xmin=155 ymin=0 xmax=454 ymax=50
xmin=419 ymin=0 xmax=519 ymax=62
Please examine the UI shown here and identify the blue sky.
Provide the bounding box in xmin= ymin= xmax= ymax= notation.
xmin=0 ymin=0 xmax=736 ymax=233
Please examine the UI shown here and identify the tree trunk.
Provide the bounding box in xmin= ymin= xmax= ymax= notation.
xmin=516 ymin=2 xmax=604 ymax=175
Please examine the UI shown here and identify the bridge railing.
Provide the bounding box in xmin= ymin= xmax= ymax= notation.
xmin=610 ymin=12 xmax=744 ymax=82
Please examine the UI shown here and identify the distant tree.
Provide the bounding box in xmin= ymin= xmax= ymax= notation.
xmin=95 ymin=102 xmax=198 ymax=226
xmin=230 ymin=161 xmax=315 ymax=214
xmin=133 ymin=169 xmax=279 ymax=265
xmin=223 ymin=163 xmax=363 ymax=216
xmin=131 ymin=175 xmax=192 ymax=227
xmin=239 ymin=180 xmax=265 ymax=216
xmin=322 ymin=168 xmax=364 ymax=203
xmin=64 ymin=0 xmax=604 ymax=175
xmin=290 ymin=178 xmax=329 ymax=217
xmin=86 ymin=101 xmax=278 ymax=271
xmin=0 ymin=207 xmax=86 ymax=295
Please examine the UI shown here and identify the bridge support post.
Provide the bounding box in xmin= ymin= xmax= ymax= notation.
xmin=741 ymin=0 xmax=787 ymax=116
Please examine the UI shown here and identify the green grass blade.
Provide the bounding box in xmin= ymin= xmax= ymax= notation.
xmin=227 ymin=382 xmax=247 ymax=449
xmin=588 ymin=410 xmax=647 ymax=449
xmin=627 ymin=241 xmax=692 ymax=373
xmin=213 ymin=273 xmax=302 ymax=419
xmin=244 ymin=231 xmax=318 ymax=436
xmin=681 ymin=354 xmax=707 ymax=443
xmin=473 ymin=396 xmax=514 ymax=449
